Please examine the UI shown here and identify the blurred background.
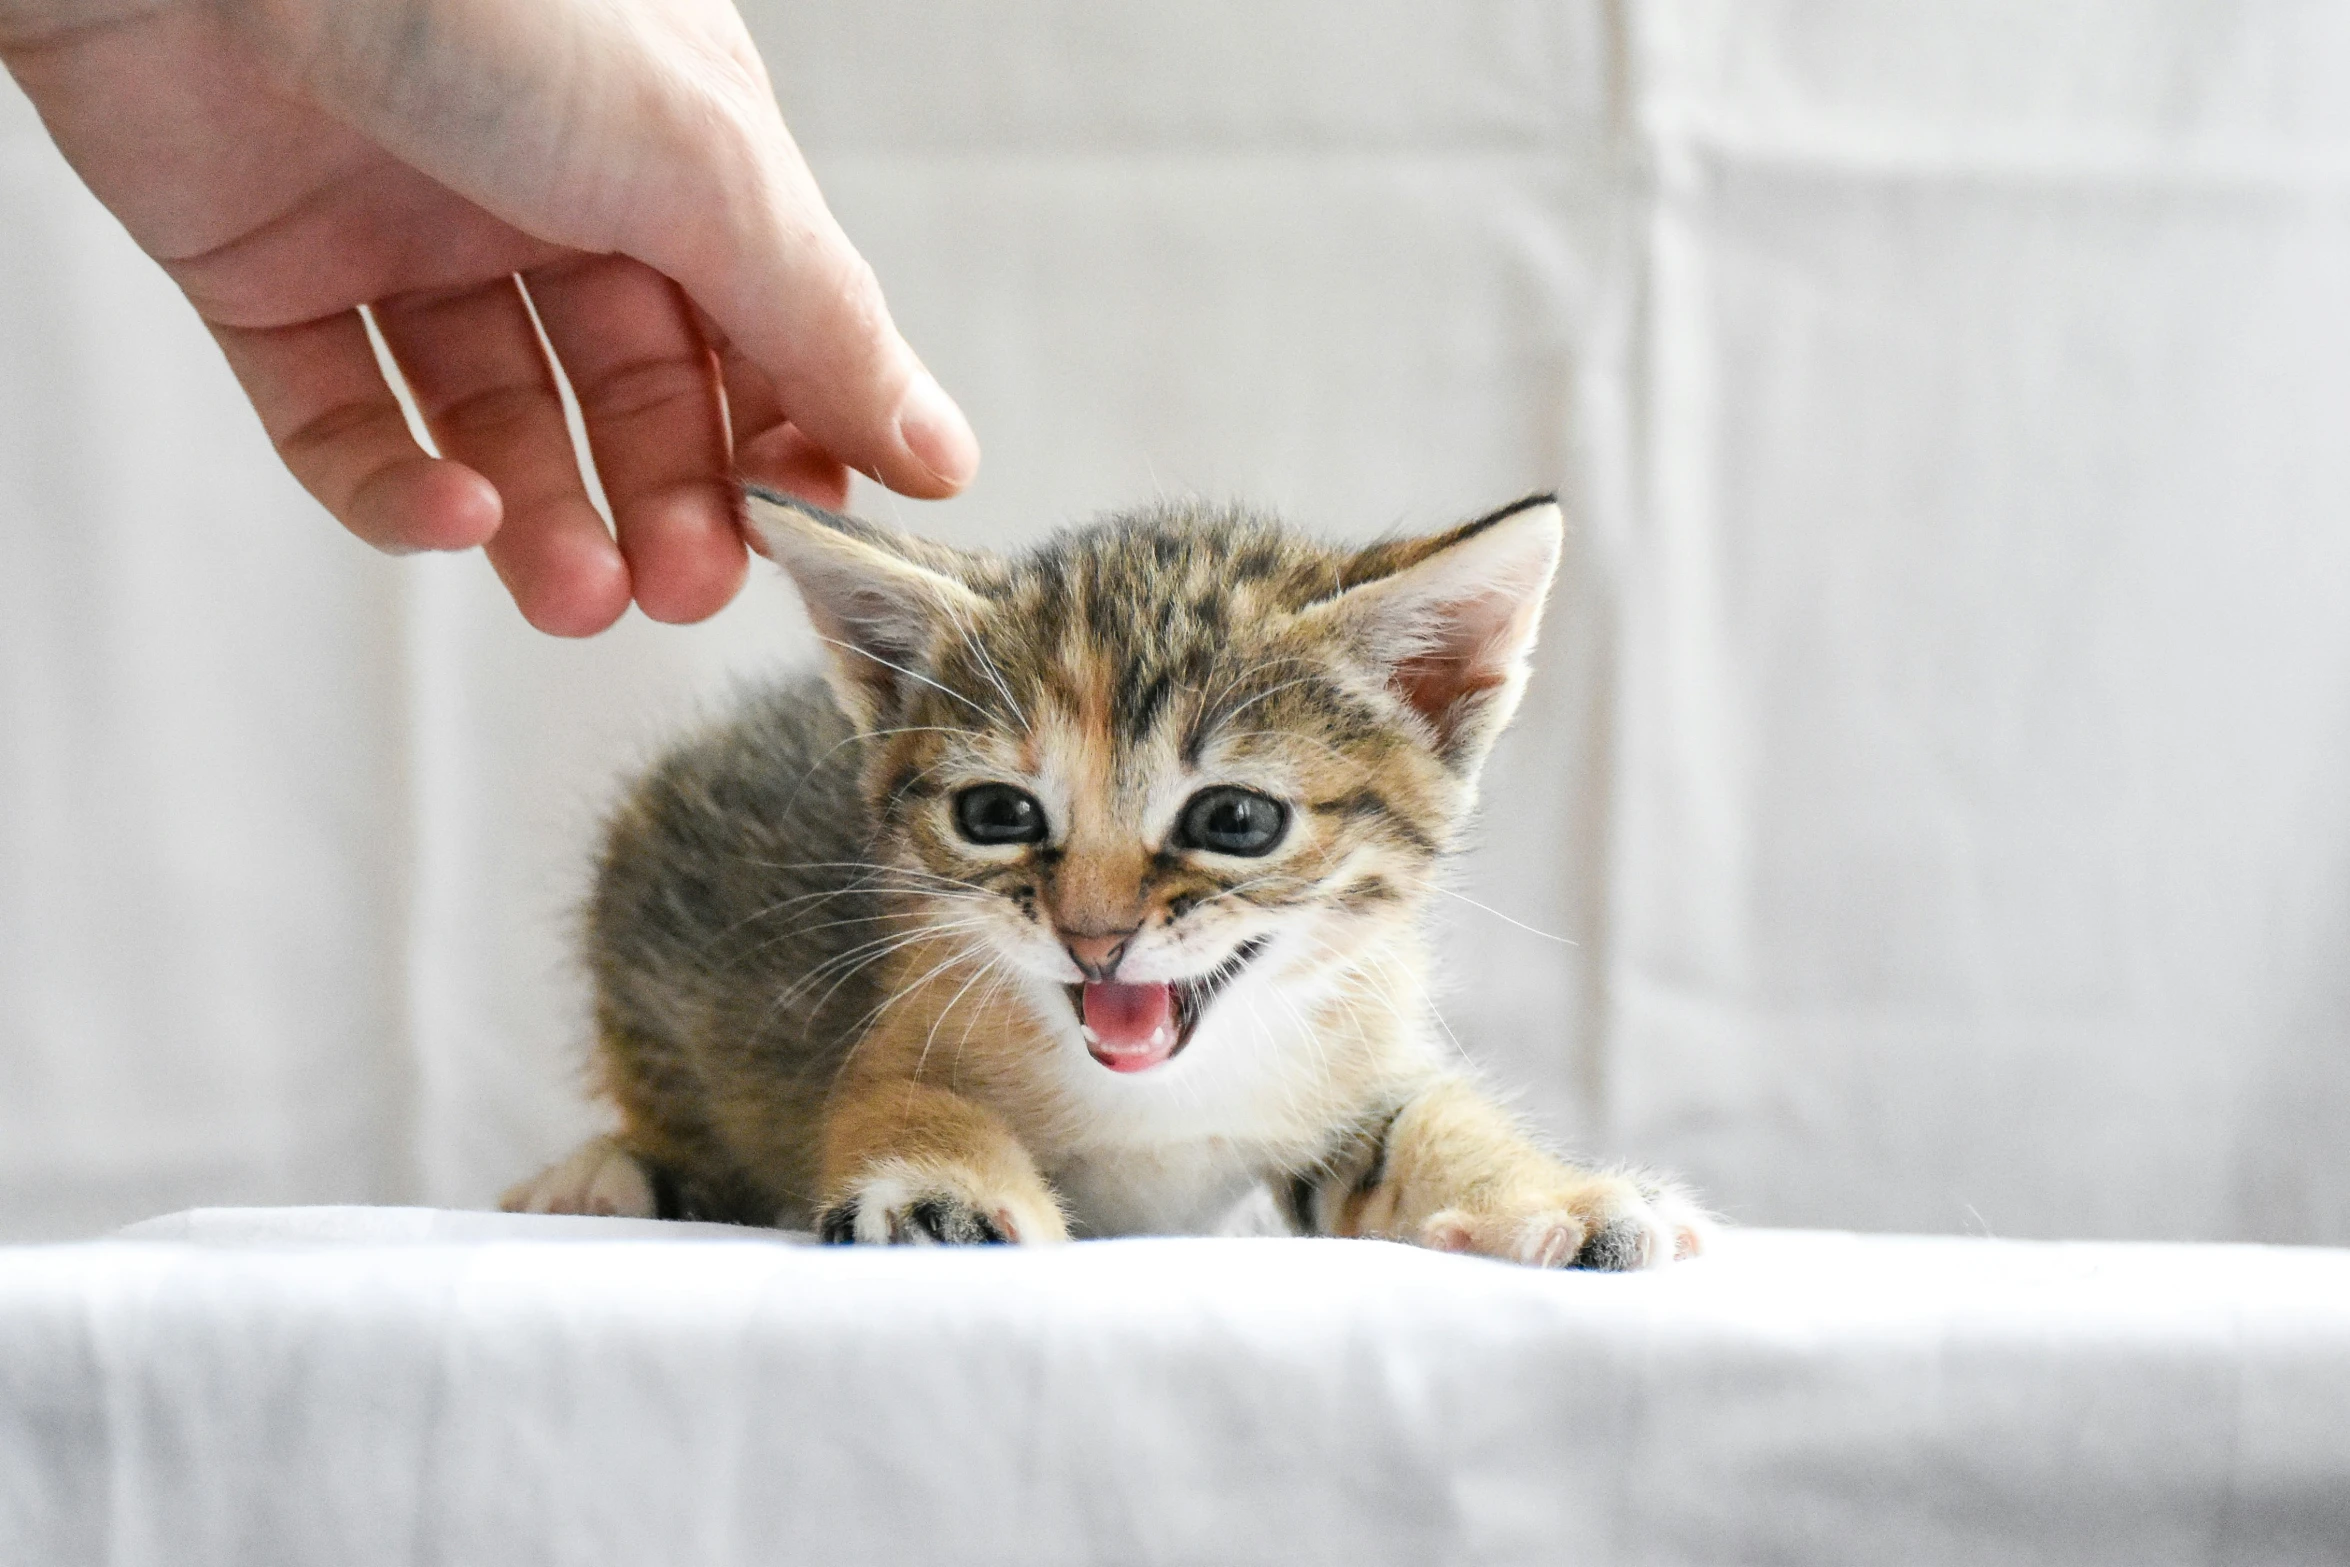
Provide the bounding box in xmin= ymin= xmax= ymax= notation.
xmin=4 ymin=1 xmax=2349 ymax=1244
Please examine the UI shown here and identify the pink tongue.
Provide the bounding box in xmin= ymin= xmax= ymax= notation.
xmin=1082 ymin=982 xmax=1177 ymax=1072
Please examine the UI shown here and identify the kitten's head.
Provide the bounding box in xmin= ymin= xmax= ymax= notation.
xmin=750 ymin=491 xmax=1561 ymax=1075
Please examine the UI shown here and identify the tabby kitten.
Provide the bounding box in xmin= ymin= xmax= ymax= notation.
xmin=505 ymin=490 xmax=1708 ymax=1269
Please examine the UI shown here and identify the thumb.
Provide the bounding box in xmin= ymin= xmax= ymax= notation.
xmin=656 ymin=154 xmax=980 ymax=498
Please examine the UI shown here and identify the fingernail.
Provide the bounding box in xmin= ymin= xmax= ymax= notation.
xmin=894 ymin=372 xmax=980 ymax=489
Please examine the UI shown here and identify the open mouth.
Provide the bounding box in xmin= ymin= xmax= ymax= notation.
xmin=1066 ymin=939 xmax=1268 ymax=1073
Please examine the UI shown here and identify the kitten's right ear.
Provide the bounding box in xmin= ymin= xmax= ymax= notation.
xmin=745 ymin=489 xmax=991 ymax=732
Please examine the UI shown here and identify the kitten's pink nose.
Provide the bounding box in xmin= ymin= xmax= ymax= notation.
xmin=1062 ymin=930 xmax=1135 ymax=983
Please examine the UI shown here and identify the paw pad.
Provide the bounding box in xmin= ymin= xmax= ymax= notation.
xmin=1571 ymin=1216 xmax=1652 ymax=1271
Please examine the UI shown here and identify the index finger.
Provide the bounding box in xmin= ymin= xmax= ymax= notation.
xmin=624 ymin=125 xmax=978 ymax=499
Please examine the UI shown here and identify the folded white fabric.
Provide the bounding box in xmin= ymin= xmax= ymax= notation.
xmin=2 ymin=1209 xmax=2344 ymax=1566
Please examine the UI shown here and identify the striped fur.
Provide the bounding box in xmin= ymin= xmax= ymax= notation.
xmin=503 ymin=492 xmax=1710 ymax=1269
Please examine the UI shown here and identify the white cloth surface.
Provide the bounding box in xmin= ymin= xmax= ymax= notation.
xmin=8 ymin=5 xmax=2350 ymax=1242
xmin=2 ymin=1207 xmax=2345 ymax=1566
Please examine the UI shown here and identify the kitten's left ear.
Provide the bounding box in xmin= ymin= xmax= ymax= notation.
xmin=1309 ymin=495 xmax=1564 ymax=774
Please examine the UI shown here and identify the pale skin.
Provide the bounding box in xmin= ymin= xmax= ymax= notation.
xmin=0 ymin=0 xmax=978 ymax=634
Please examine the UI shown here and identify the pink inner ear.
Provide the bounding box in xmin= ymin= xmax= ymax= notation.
xmin=1391 ymin=649 xmax=1508 ymax=744
xmin=1384 ymin=589 xmax=1525 ymax=747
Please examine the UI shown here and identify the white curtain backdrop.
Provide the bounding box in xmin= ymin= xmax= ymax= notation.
xmin=4 ymin=2 xmax=2348 ymax=1243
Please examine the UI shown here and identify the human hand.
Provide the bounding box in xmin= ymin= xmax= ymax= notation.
xmin=0 ymin=0 xmax=977 ymax=634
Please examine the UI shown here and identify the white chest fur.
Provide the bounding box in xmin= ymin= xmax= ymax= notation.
xmin=1047 ymin=1140 xmax=1270 ymax=1237
xmin=1004 ymin=952 xmax=1418 ymax=1236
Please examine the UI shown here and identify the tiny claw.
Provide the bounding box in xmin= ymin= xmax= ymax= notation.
xmin=1528 ymin=1223 xmax=1580 ymax=1269
xmin=1419 ymin=1211 xmax=1478 ymax=1253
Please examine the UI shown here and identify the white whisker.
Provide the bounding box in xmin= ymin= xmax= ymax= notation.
xmin=816 ymin=634 xmax=995 ymax=721
xmin=1426 ymin=886 xmax=1578 ymax=946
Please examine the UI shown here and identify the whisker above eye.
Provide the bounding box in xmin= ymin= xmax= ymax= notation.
xmin=1205 ymin=726 xmax=1381 ymax=780
xmin=945 ymin=604 xmax=1030 ymax=730
xmin=814 ymin=634 xmax=996 ymax=721
xmin=1198 ymin=652 xmax=1319 ymax=714
xmin=1200 ymin=672 xmax=1329 ymax=734
xmin=770 ymin=724 xmax=974 ymax=823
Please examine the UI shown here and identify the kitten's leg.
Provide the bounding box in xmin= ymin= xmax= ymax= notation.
xmin=817 ymin=1079 xmax=1069 ymax=1245
xmin=1284 ymin=1079 xmax=1712 ymax=1270
xmin=499 ymin=1133 xmax=659 ymax=1218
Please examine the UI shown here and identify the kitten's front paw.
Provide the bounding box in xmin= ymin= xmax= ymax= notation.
xmin=1418 ymin=1174 xmax=1712 ymax=1271
xmin=500 ymin=1134 xmax=657 ymax=1218
xmin=816 ymin=1161 xmax=1068 ymax=1247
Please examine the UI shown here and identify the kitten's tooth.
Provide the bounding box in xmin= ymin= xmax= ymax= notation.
xmin=1081 ymin=1026 xmax=1101 ymax=1044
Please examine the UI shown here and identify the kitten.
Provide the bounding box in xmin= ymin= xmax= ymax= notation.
xmin=504 ymin=490 xmax=1710 ymax=1269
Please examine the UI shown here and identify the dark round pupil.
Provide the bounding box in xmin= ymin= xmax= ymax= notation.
xmin=1209 ymin=799 xmax=1259 ymax=836
xmin=956 ymin=786 xmax=1043 ymax=844
xmin=975 ymin=794 xmax=1030 ymax=830
xmin=1184 ymin=788 xmax=1286 ymax=854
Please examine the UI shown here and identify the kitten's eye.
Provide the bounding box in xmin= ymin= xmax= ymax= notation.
xmin=954 ymin=783 xmax=1048 ymax=846
xmin=1177 ymin=788 xmax=1289 ymax=857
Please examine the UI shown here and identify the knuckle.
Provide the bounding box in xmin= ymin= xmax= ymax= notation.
xmin=277 ymin=397 xmax=406 ymax=465
xmin=431 ymin=381 xmax=554 ymax=439
xmin=572 ymin=354 xmax=713 ymax=425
